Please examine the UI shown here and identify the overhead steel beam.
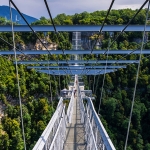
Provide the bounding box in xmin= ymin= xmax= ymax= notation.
xmin=36 ymin=69 xmax=116 ymax=72
xmin=15 ymin=60 xmax=139 ymax=64
xmin=27 ymin=66 xmax=126 ymax=69
xmin=1 ymin=50 xmax=150 ymax=55
xmin=0 ymin=25 xmax=150 ymax=32
xmin=37 ymin=70 xmax=115 ymax=75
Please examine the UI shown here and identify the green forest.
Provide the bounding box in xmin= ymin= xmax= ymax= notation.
xmin=0 ymin=8 xmax=150 ymax=150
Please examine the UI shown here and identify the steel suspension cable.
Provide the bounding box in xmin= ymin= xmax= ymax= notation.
xmin=0 ymin=35 xmax=55 ymax=104
xmin=53 ymin=73 xmax=59 ymax=96
xmin=0 ymin=36 xmax=25 ymax=55
xmin=93 ymin=1 xmax=150 ymax=83
xmin=9 ymin=0 xmax=59 ymax=74
xmin=88 ymin=75 xmax=91 ymax=90
xmin=94 ymin=74 xmax=100 ymax=95
xmin=83 ymin=0 xmax=149 ymax=76
xmin=93 ymin=74 xmax=96 ymax=92
xmin=124 ymin=1 xmax=150 ymax=149
xmin=9 ymin=1 xmax=26 ymax=150
xmin=97 ymin=35 xmax=112 ymax=115
xmin=57 ymin=59 xmax=61 ymax=93
xmin=43 ymin=0 xmax=59 ymax=61
xmin=44 ymin=0 xmax=73 ymax=76
xmin=10 ymin=0 xmax=51 ymax=52
xmin=59 ymin=74 xmax=61 ymax=92
xmin=110 ymin=0 xmax=149 ymax=48
xmin=0 ymin=21 xmax=55 ymax=108
xmin=91 ymin=0 xmax=115 ymax=53
xmin=93 ymin=54 xmax=105 ymax=95
xmin=80 ymin=0 xmax=115 ymax=76
xmin=64 ymin=76 xmax=66 ymax=89
xmin=9 ymin=0 xmax=66 ymax=107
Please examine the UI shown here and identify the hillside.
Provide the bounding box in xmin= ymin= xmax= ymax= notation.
xmin=0 ymin=5 xmax=38 ymax=25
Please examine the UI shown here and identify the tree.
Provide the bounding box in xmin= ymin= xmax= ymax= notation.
xmin=2 ymin=118 xmax=24 ymax=150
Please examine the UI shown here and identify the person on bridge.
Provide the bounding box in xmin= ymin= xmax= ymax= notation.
xmin=74 ymin=89 xmax=77 ymax=98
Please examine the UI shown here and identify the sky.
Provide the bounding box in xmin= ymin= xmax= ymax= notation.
xmin=0 ymin=0 xmax=148 ymax=19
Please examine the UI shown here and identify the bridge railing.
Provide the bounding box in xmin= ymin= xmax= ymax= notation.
xmin=33 ymin=97 xmax=64 ymax=150
xmin=78 ymin=83 xmax=115 ymax=150
xmin=66 ymin=75 xmax=77 ymax=123
xmin=86 ymin=97 xmax=116 ymax=150
xmin=78 ymin=85 xmax=97 ymax=150
xmin=49 ymin=105 xmax=66 ymax=150
xmin=66 ymin=91 xmax=74 ymax=123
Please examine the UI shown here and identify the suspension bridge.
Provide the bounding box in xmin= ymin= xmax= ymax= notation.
xmin=0 ymin=0 xmax=150 ymax=150
xmin=32 ymin=75 xmax=115 ymax=150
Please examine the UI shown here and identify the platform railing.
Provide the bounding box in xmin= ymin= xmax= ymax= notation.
xmin=49 ymin=105 xmax=66 ymax=150
xmin=33 ymin=83 xmax=75 ymax=150
xmin=78 ymin=85 xmax=85 ymax=123
xmin=78 ymin=82 xmax=116 ymax=150
xmin=33 ymin=97 xmax=64 ymax=150
xmin=78 ymin=85 xmax=97 ymax=150
xmin=66 ymin=91 xmax=74 ymax=123
xmin=66 ymin=75 xmax=77 ymax=123
xmin=85 ymin=111 xmax=98 ymax=150
xmin=85 ymin=97 xmax=116 ymax=150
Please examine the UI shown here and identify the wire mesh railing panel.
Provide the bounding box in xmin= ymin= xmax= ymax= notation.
xmin=66 ymin=79 xmax=76 ymax=123
xmin=33 ymin=98 xmax=64 ymax=150
xmin=77 ymin=78 xmax=115 ymax=150
xmin=49 ymin=106 xmax=66 ymax=150
xmin=86 ymin=97 xmax=116 ymax=150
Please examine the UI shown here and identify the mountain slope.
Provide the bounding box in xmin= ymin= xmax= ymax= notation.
xmin=0 ymin=5 xmax=38 ymax=24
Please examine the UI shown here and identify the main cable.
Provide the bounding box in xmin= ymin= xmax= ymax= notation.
xmin=9 ymin=0 xmax=68 ymax=103
xmin=44 ymin=0 xmax=72 ymax=76
xmin=97 ymin=34 xmax=111 ymax=115
xmin=91 ymin=0 xmax=115 ymax=53
xmin=80 ymin=0 xmax=115 ymax=76
xmin=110 ymin=0 xmax=149 ymax=48
xmin=82 ymin=0 xmax=149 ymax=76
xmin=124 ymin=1 xmax=150 ymax=149
xmin=9 ymin=1 xmax=26 ymax=150
xmin=9 ymin=0 xmax=60 ymax=69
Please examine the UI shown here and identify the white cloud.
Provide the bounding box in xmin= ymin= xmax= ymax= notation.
xmin=0 ymin=0 xmax=148 ymax=19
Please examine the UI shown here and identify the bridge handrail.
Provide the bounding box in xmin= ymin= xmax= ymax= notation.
xmin=85 ymin=107 xmax=98 ymax=150
xmin=86 ymin=97 xmax=116 ymax=150
xmin=49 ymin=105 xmax=66 ymax=150
xmin=66 ymin=76 xmax=77 ymax=123
xmin=78 ymin=85 xmax=97 ymax=149
xmin=78 ymin=82 xmax=115 ymax=150
xmin=78 ymin=85 xmax=85 ymax=123
xmin=33 ymin=97 xmax=64 ymax=150
xmin=66 ymin=91 xmax=74 ymax=123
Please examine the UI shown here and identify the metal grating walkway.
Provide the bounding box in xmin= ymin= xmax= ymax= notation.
xmin=64 ymin=86 xmax=86 ymax=150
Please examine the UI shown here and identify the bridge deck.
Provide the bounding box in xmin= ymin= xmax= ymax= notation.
xmin=64 ymin=87 xmax=86 ymax=150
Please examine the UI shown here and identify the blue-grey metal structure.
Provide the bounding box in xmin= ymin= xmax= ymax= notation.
xmin=1 ymin=50 xmax=150 ymax=55
xmin=15 ymin=60 xmax=139 ymax=64
xmin=37 ymin=69 xmax=116 ymax=75
xmin=27 ymin=65 xmax=126 ymax=69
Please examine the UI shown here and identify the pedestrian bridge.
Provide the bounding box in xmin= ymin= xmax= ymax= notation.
xmin=33 ymin=75 xmax=115 ymax=150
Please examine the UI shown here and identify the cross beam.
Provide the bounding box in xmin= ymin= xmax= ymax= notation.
xmin=0 ymin=25 xmax=150 ymax=32
xmin=15 ymin=60 xmax=139 ymax=64
xmin=1 ymin=50 xmax=150 ymax=55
